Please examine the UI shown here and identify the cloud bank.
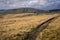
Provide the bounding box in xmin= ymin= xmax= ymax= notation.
xmin=0 ymin=0 xmax=60 ymax=10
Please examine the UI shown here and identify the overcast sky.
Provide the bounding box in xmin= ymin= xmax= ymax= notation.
xmin=0 ymin=0 xmax=60 ymax=10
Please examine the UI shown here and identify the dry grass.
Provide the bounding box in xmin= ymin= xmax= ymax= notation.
xmin=0 ymin=13 xmax=60 ymax=40
xmin=36 ymin=14 xmax=60 ymax=40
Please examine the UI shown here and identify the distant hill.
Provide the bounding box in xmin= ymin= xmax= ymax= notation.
xmin=48 ymin=9 xmax=60 ymax=13
xmin=0 ymin=8 xmax=48 ymax=14
xmin=0 ymin=8 xmax=60 ymax=14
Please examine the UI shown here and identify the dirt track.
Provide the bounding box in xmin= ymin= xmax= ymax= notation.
xmin=0 ymin=14 xmax=60 ymax=40
xmin=24 ymin=15 xmax=59 ymax=40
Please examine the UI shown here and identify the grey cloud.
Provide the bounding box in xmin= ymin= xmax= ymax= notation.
xmin=0 ymin=0 xmax=60 ymax=10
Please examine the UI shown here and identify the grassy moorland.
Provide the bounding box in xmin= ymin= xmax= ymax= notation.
xmin=0 ymin=13 xmax=60 ymax=40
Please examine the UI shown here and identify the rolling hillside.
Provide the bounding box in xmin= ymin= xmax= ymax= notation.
xmin=0 ymin=8 xmax=49 ymax=14
xmin=0 ymin=13 xmax=60 ymax=40
xmin=1 ymin=8 xmax=60 ymax=14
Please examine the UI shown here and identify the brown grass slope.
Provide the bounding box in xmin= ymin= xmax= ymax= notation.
xmin=0 ymin=13 xmax=60 ymax=40
xmin=37 ymin=14 xmax=60 ymax=40
xmin=24 ymin=15 xmax=59 ymax=40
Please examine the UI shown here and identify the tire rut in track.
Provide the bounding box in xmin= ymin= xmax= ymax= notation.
xmin=23 ymin=15 xmax=59 ymax=40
